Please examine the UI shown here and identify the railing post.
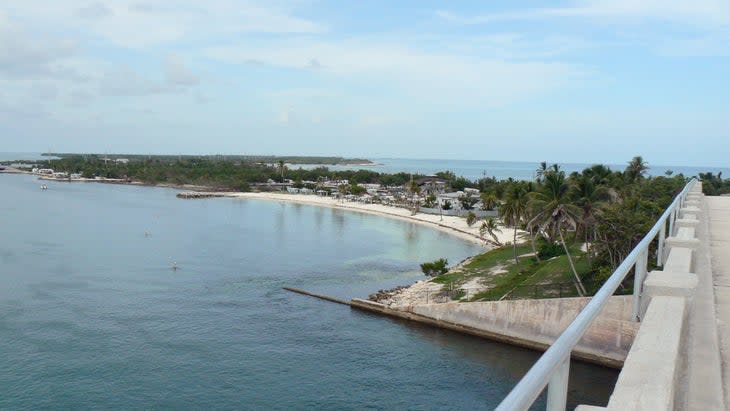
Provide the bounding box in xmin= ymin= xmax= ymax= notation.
xmin=632 ymin=250 xmax=648 ymax=322
xmin=657 ymin=220 xmax=666 ymax=266
xmin=546 ymin=357 xmax=570 ymax=411
xmin=668 ymin=208 xmax=676 ymax=237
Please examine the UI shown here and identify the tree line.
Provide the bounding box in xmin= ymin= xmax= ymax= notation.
xmin=494 ymin=157 xmax=687 ymax=296
xmin=41 ymin=154 xmax=701 ymax=296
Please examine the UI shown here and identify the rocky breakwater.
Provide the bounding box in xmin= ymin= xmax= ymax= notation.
xmin=176 ymin=191 xmax=227 ymax=199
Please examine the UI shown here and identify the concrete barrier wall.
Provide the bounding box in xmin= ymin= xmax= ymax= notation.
xmin=578 ymin=181 xmax=705 ymax=411
xmin=409 ymin=296 xmax=638 ymax=367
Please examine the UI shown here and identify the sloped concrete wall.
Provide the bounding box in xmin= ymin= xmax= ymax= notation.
xmin=409 ymin=296 xmax=638 ymax=367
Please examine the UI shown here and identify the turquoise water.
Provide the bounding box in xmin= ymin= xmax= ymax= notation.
xmin=0 ymin=174 xmax=617 ymax=410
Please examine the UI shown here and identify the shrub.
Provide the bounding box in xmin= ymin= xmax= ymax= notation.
xmin=441 ymin=200 xmax=452 ymax=210
xmin=424 ymin=194 xmax=437 ymax=208
xmin=466 ymin=211 xmax=477 ymax=227
xmin=538 ymin=242 xmax=565 ymax=259
xmin=420 ymin=258 xmax=449 ymax=277
xmin=459 ymin=194 xmax=479 ymax=210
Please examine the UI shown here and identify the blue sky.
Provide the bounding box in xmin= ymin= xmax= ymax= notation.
xmin=1 ymin=0 xmax=729 ymax=166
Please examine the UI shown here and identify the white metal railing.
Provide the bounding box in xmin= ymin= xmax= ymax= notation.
xmin=495 ymin=178 xmax=698 ymax=411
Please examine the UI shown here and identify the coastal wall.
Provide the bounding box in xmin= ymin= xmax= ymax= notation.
xmin=352 ymin=296 xmax=638 ymax=368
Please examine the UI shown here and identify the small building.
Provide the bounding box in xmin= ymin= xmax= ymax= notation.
xmin=115 ymin=158 xmax=129 ymax=164
xmin=415 ymin=176 xmax=449 ymax=195
xmin=52 ymin=172 xmax=69 ymax=178
xmin=286 ymin=187 xmax=300 ymax=194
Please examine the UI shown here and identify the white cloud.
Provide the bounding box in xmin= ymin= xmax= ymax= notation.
xmin=164 ymin=54 xmax=199 ymax=86
xmin=0 ymin=14 xmax=78 ymax=78
xmin=206 ymin=39 xmax=586 ymax=107
xmin=278 ymin=107 xmax=295 ymax=125
xmin=4 ymin=0 xmax=326 ymax=48
xmin=75 ymin=3 xmax=113 ymax=20
xmin=437 ymin=0 xmax=730 ymax=26
xmin=654 ymin=30 xmax=730 ymax=56
xmin=99 ymin=65 xmax=167 ymax=96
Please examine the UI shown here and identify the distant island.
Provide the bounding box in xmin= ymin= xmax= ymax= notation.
xmin=41 ymin=153 xmax=374 ymax=166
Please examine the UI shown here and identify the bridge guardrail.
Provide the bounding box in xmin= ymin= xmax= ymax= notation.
xmin=495 ymin=178 xmax=698 ymax=411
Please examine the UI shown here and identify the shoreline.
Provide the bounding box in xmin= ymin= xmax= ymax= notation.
xmin=3 ymin=169 xmax=506 ymax=245
xmin=227 ymin=191 xmax=508 ymax=246
xmin=3 ymin=170 xmax=525 ymax=303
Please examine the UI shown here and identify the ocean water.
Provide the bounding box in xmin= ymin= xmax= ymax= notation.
xmin=299 ymin=158 xmax=730 ymax=181
xmin=3 ymin=152 xmax=726 ymax=181
xmin=0 ymin=173 xmax=617 ymax=410
xmin=0 ymin=152 xmax=58 ymax=161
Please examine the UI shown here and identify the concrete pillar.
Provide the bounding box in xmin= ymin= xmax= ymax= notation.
xmin=676 ymin=218 xmax=700 ymax=229
xmin=680 ymin=206 xmax=702 ymax=218
xmin=641 ymin=270 xmax=698 ymax=317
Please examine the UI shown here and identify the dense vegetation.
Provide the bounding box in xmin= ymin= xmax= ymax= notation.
xmin=14 ymin=153 xmax=699 ymax=297
xmin=432 ymin=157 xmax=689 ymax=299
xmin=699 ymin=172 xmax=730 ymax=196
xmin=23 ymin=155 xmax=417 ymax=190
xmin=43 ymin=153 xmax=372 ymax=165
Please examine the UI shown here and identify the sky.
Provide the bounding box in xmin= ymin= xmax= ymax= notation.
xmin=1 ymin=0 xmax=729 ymax=166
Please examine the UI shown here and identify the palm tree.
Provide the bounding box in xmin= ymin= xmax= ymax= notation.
xmin=480 ymin=193 xmax=498 ymax=211
xmin=479 ymin=218 xmax=503 ymax=246
xmin=499 ymin=185 xmax=528 ymax=264
xmin=583 ymin=164 xmax=614 ymax=187
xmin=625 ymin=155 xmax=648 ymax=183
xmin=408 ymin=178 xmax=420 ymax=214
xmin=570 ymin=175 xmax=609 ymax=266
xmin=527 ymin=171 xmax=587 ymax=296
xmin=278 ymin=160 xmax=286 ymax=182
xmin=535 ymin=161 xmax=548 ymax=183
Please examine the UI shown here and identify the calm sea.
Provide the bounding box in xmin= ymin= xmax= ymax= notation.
xmin=302 ymin=158 xmax=730 ymax=181
xmin=3 ymin=152 xmax=726 ymax=181
xmin=0 ymin=173 xmax=617 ymax=410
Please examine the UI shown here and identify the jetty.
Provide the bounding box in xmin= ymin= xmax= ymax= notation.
xmin=176 ymin=191 xmax=227 ymax=199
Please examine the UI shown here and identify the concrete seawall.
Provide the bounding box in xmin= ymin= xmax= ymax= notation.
xmin=352 ymin=296 xmax=638 ymax=368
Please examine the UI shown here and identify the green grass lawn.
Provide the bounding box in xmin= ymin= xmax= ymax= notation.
xmin=431 ymin=242 xmax=594 ymax=301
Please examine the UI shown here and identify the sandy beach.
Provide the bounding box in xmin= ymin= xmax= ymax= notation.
xmin=7 ymin=169 xmax=525 ymax=304
xmin=219 ymin=192 xmax=527 ymax=307
xmin=224 ymin=191 xmax=520 ymax=247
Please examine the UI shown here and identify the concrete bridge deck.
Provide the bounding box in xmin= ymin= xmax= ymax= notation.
xmin=707 ymin=196 xmax=730 ymax=409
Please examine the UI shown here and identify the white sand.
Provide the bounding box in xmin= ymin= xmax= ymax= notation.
xmin=217 ymin=191 xmax=531 ymax=308
xmin=225 ymin=191 xmax=521 ymax=246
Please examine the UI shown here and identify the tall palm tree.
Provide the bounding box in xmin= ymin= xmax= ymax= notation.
xmin=535 ymin=161 xmax=548 ymax=183
xmin=278 ymin=160 xmax=286 ymax=182
xmin=570 ymin=175 xmax=609 ymax=266
xmin=499 ymin=185 xmax=528 ymax=264
xmin=624 ymin=155 xmax=648 ymax=183
xmin=408 ymin=178 xmax=420 ymax=214
xmin=527 ymin=171 xmax=587 ymax=296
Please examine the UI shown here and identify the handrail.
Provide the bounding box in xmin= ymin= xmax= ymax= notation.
xmin=495 ymin=178 xmax=698 ymax=411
